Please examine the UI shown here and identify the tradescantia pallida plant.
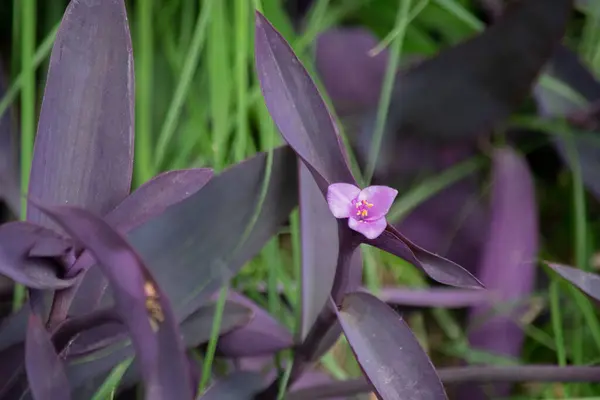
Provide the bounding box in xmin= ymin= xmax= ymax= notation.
xmin=0 ymin=1 xmax=298 ymax=399
xmin=3 ymin=1 xmax=600 ymax=400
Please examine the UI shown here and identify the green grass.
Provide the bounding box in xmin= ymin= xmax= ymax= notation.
xmin=4 ymin=0 xmax=600 ymax=398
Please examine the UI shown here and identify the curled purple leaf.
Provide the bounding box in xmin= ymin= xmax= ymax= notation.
xmin=336 ymin=291 xmax=448 ymax=400
xmin=65 ymin=168 xmax=214 ymax=318
xmin=217 ymin=292 xmax=293 ymax=358
xmin=0 ymin=222 xmax=76 ymax=289
xmin=37 ymin=205 xmax=192 ymax=400
xmin=26 ymin=312 xmax=71 ymax=400
xmin=27 ymin=0 xmax=135 ymax=227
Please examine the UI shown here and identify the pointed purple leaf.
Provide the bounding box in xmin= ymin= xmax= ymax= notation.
xmin=367 ymin=226 xmax=483 ymax=289
xmin=0 ymin=222 xmax=76 ymax=289
xmin=298 ymin=162 xmax=339 ymax=341
xmin=27 ymin=0 xmax=134 ymax=227
xmin=106 ymin=168 xmax=214 ymax=233
xmin=255 ymin=12 xmax=354 ymax=186
xmin=25 ymin=312 xmax=71 ymax=400
xmin=125 ymin=146 xmax=297 ymax=322
xmin=336 ymin=292 xmax=448 ymax=400
xmin=217 ymin=292 xmax=293 ymax=358
xmin=463 ymin=147 xmax=538 ymax=399
xmin=376 ymin=287 xmax=494 ymax=308
xmin=548 ymin=263 xmax=600 ymax=302
xmin=64 ymin=168 xmax=214 ymax=318
xmin=37 ymin=205 xmax=192 ymax=400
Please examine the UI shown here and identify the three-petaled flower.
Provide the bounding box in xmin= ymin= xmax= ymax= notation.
xmin=326 ymin=183 xmax=398 ymax=240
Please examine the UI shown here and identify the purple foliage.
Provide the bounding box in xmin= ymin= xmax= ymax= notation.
xmin=1 ymin=0 xmax=598 ymax=399
xmin=463 ymin=147 xmax=539 ymax=399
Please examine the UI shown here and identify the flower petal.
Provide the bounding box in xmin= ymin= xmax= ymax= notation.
xmin=349 ymin=217 xmax=387 ymax=240
xmin=327 ymin=183 xmax=360 ymax=218
xmin=358 ymin=186 xmax=398 ymax=220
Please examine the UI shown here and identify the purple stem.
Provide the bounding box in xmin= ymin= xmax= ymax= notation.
xmin=256 ymin=228 xmax=361 ymax=398
xmin=287 ymin=366 xmax=600 ymax=399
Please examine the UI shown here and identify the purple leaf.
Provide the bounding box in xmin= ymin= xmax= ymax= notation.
xmin=64 ymin=168 xmax=214 ymax=318
xmin=336 ymin=292 xmax=448 ymax=400
xmin=298 ymin=162 xmax=339 ymax=341
xmin=547 ymin=263 xmax=600 ymax=302
xmin=314 ymin=28 xmax=390 ymax=116
xmin=125 ymin=146 xmax=297 ymax=322
xmin=366 ymin=226 xmax=483 ymax=289
xmin=105 ymin=168 xmax=214 ymax=233
xmin=217 ymin=292 xmax=293 ymax=358
xmin=393 ymin=173 xmax=488 ymax=276
xmin=464 ymin=147 xmax=538 ymax=399
xmin=254 ymin=12 xmax=480 ymax=290
xmin=0 ymin=222 xmax=76 ymax=289
xmin=381 ymin=0 xmax=572 ymax=142
xmin=198 ymin=371 xmax=265 ymax=400
xmin=254 ymin=11 xmax=354 ymax=186
xmin=375 ymin=287 xmax=494 ymax=308
xmin=37 ymin=205 xmax=192 ymax=400
xmin=27 ymin=0 xmax=134 ymax=227
xmin=43 ymin=147 xmax=297 ymax=392
xmin=25 ymin=312 xmax=71 ymax=400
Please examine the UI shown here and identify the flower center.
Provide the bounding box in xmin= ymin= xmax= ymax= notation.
xmin=354 ymin=199 xmax=374 ymax=221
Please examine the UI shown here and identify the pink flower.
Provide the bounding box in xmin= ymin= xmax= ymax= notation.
xmin=326 ymin=183 xmax=398 ymax=240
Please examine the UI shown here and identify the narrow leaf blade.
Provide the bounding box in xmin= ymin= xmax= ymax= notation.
xmin=299 ymin=162 xmax=339 ymax=341
xmin=254 ymin=12 xmax=354 ymax=186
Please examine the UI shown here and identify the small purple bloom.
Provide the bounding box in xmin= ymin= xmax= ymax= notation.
xmin=327 ymin=183 xmax=398 ymax=240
